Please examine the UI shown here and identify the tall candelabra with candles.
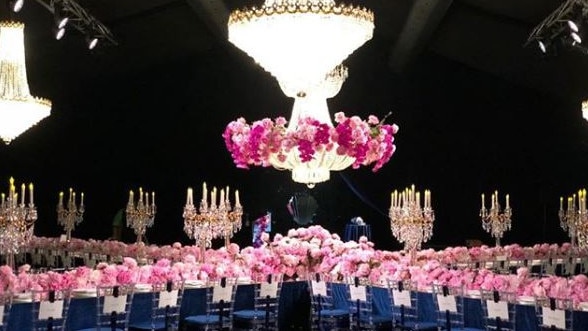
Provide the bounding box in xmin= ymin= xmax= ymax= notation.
xmin=183 ymin=182 xmax=243 ymax=261
xmin=56 ymin=188 xmax=85 ymax=242
xmin=559 ymin=189 xmax=588 ymax=249
xmin=125 ymin=188 xmax=156 ymax=244
xmin=0 ymin=178 xmax=36 ymax=269
xmin=389 ymin=185 xmax=434 ymax=263
xmin=480 ymin=191 xmax=512 ymax=247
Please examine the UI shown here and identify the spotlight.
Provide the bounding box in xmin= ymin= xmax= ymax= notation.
xmin=54 ymin=27 xmax=66 ymax=40
xmin=568 ymin=20 xmax=579 ymax=33
xmin=538 ymin=40 xmax=547 ymax=53
xmin=10 ymin=0 xmax=24 ymax=12
xmin=54 ymin=7 xmax=69 ymax=30
xmin=572 ymin=31 xmax=583 ymax=44
xmin=86 ymin=36 xmax=98 ymax=50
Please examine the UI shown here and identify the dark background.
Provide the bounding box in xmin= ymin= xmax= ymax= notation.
xmin=1 ymin=0 xmax=588 ymax=251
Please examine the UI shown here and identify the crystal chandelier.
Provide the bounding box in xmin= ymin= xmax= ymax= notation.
xmin=225 ymin=1 xmax=398 ymax=188
xmin=228 ymin=0 xmax=374 ymax=96
xmin=0 ymin=22 xmax=51 ymax=144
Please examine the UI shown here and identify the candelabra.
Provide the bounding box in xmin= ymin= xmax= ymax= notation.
xmin=559 ymin=189 xmax=588 ymax=249
xmin=389 ymin=185 xmax=434 ymax=263
xmin=0 ymin=178 xmax=36 ymax=269
xmin=480 ymin=191 xmax=512 ymax=247
xmin=57 ymin=188 xmax=84 ymax=242
xmin=125 ymin=188 xmax=156 ymax=244
xmin=183 ymin=183 xmax=242 ymax=262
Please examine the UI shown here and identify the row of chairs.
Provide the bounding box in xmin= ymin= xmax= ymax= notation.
xmin=308 ymin=275 xmax=575 ymax=331
xmin=0 ymin=275 xmax=283 ymax=331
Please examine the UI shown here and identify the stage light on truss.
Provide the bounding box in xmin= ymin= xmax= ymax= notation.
xmin=54 ymin=27 xmax=65 ymax=40
xmin=86 ymin=35 xmax=98 ymax=50
xmin=572 ymin=31 xmax=582 ymax=44
xmin=538 ymin=40 xmax=547 ymax=53
xmin=54 ymin=6 xmax=69 ymax=30
xmin=568 ymin=20 xmax=579 ymax=33
xmin=11 ymin=0 xmax=24 ymax=12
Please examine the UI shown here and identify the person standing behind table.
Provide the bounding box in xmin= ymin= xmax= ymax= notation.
xmin=111 ymin=207 xmax=125 ymax=241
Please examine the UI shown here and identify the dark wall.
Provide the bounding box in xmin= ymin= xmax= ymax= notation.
xmin=1 ymin=39 xmax=587 ymax=252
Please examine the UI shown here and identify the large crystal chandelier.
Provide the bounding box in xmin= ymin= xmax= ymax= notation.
xmin=224 ymin=0 xmax=397 ymax=188
xmin=228 ymin=0 xmax=374 ymax=96
xmin=0 ymin=22 xmax=51 ymax=144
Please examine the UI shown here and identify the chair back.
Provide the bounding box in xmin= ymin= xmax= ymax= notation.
xmin=31 ymin=289 xmax=71 ymax=331
xmin=95 ymin=284 xmax=135 ymax=331
xmin=388 ymin=280 xmax=419 ymax=328
xmin=0 ymin=293 xmax=11 ymax=330
xmin=480 ymin=290 xmax=516 ymax=331
xmin=308 ymin=273 xmax=349 ymax=331
xmin=345 ymin=276 xmax=393 ymax=330
xmin=432 ymin=284 xmax=481 ymax=330
xmin=150 ymin=280 xmax=185 ymax=331
xmin=206 ymin=277 xmax=238 ymax=329
xmin=253 ymin=273 xmax=283 ymax=330
xmin=535 ymin=297 xmax=573 ymax=331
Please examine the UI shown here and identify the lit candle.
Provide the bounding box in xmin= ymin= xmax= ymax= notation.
xmin=29 ymin=183 xmax=33 ymax=205
xmin=72 ymin=192 xmax=76 ymax=207
xmin=139 ymin=187 xmax=143 ymax=203
xmin=80 ymin=192 xmax=84 ymax=206
xmin=129 ymin=190 xmax=134 ymax=205
xmin=491 ymin=194 xmax=495 ymax=208
xmin=20 ymin=183 xmax=25 ymax=205
xmin=152 ymin=192 xmax=155 ymax=206
xmin=69 ymin=188 xmax=73 ymax=204
xmin=560 ymin=197 xmax=563 ymax=210
xmin=506 ymin=194 xmax=510 ymax=209
xmin=390 ymin=192 xmax=394 ymax=207
xmin=235 ymin=190 xmax=240 ymax=207
xmin=481 ymin=194 xmax=485 ymax=209
xmin=211 ymin=187 xmax=216 ymax=208
xmin=145 ymin=192 xmax=149 ymax=206
xmin=59 ymin=191 xmax=64 ymax=207
xmin=568 ymin=197 xmax=572 ymax=211
xmin=187 ymin=188 xmax=193 ymax=205
xmin=219 ymin=189 xmax=225 ymax=207
xmin=1 ymin=193 xmax=4 ymax=208
xmin=202 ymin=182 xmax=207 ymax=203
xmin=226 ymin=186 xmax=230 ymax=204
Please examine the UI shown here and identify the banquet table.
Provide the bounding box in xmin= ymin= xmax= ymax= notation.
xmin=4 ymin=281 xmax=588 ymax=331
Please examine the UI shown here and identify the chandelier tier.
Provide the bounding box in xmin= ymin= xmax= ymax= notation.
xmin=0 ymin=22 xmax=51 ymax=144
xmin=228 ymin=0 xmax=374 ymax=95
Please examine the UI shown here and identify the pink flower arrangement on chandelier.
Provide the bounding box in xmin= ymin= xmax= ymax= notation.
xmin=223 ymin=112 xmax=399 ymax=172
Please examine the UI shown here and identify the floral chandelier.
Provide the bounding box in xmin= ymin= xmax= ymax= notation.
xmin=225 ymin=0 xmax=399 ymax=187
xmin=0 ymin=22 xmax=51 ymax=144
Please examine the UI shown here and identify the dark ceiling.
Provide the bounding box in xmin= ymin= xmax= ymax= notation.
xmin=10 ymin=0 xmax=588 ymax=102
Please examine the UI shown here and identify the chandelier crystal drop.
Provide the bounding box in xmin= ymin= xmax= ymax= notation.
xmin=228 ymin=0 xmax=374 ymax=95
xmin=0 ymin=22 xmax=51 ymax=144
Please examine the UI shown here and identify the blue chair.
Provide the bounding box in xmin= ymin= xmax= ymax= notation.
xmin=183 ymin=277 xmax=237 ymax=331
xmin=431 ymin=284 xmax=484 ymax=331
xmin=31 ymin=289 xmax=71 ymax=331
xmin=128 ymin=280 xmax=184 ymax=331
xmin=72 ymin=284 xmax=135 ymax=331
xmin=535 ymin=297 xmax=573 ymax=331
xmin=346 ymin=277 xmax=393 ymax=330
xmin=388 ymin=281 xmax=437 ymax=331
xmin=233 ymin=274 xmax=283 ymax=330
xmin=308 ymin=273 xmax=350 ymax=331
xmin=480 ymin=290 xmax=516 ymax=331
xmin=0 ymin=292 xmax=11 ymax=330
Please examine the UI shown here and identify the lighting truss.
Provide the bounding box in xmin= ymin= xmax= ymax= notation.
xmin=525 ymin=0 xmax=588 ymax=52
xmin=33 ymin=0 xmax=117 ymax=46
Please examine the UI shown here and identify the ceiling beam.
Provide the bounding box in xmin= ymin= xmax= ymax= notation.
xmin=185 ymin=0 xmax=229 ymax=40
xmin=388 ymin=0 xmax=453 ymax=72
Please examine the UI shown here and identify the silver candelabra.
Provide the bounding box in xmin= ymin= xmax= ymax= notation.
xmin=480 ymin=191 xmax=512 ymax=247
xmin=126 ymin=187 xmax=156 ymax=244
xmin=57 ymin=188 xmax=84 ymax=242
xmin=559 ymin=189 xmax=588 ymax=249
xmin=0 ymin=178 xmax=37 ymax=269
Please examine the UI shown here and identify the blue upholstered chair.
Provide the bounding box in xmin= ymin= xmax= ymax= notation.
xmin=128 ymin=280 xmax=184 ymax=331
xmin=183 ymin=277 xmax=237 ymax=331
xmin=233 ymin=274 xmax=283 ymax=330
xmin=432 ymin=284 xmax=485 ymax=331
